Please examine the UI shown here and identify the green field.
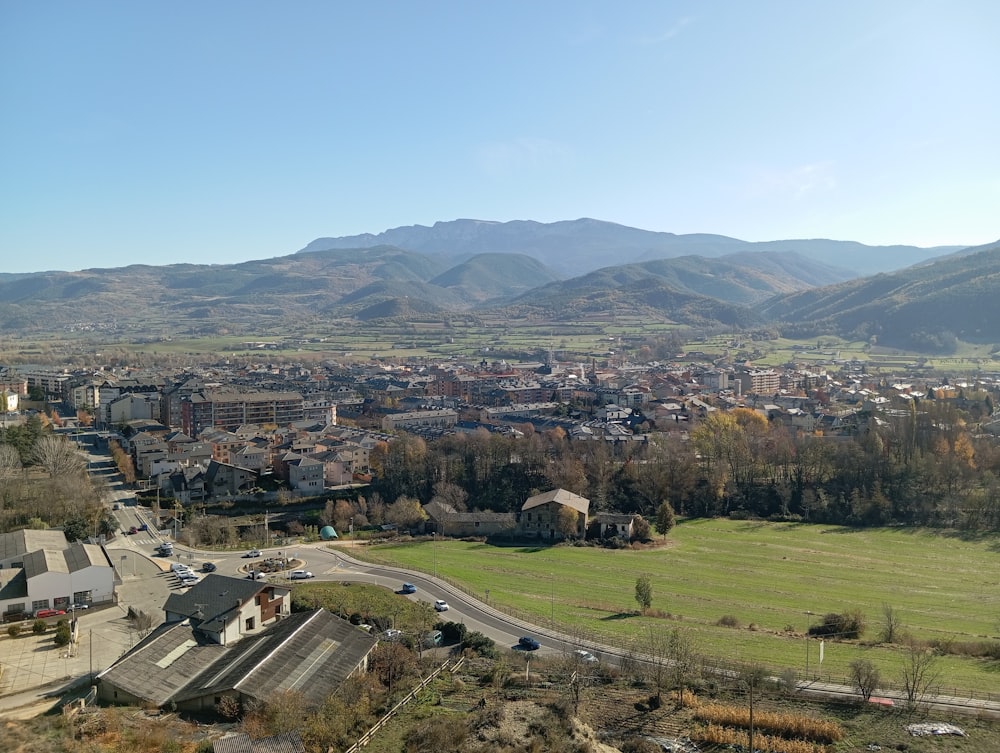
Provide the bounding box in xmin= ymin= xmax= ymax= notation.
xmin=351 ymin=519 xmax=1000 ymax=697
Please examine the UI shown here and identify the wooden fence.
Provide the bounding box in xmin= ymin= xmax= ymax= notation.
xmin=339 ymin=656 xmax=465 ymax=753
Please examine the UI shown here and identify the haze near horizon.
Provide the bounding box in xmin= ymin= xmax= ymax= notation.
xmin=2 ymin=1 xmax=998 ymax=275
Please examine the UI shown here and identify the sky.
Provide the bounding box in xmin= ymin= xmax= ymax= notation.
xmin=2 ymin=1 xmax=999 ymax=275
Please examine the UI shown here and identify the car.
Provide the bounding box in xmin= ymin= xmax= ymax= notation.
xmin=572 ymin=649 xmax=599 ymax=663
xmin=34 ymin=609 xmax=67 ymax=619
xmin=128 ymin=526 xmax=138 ymax=534
xmin=170 ymin=563 xmax=192 ymax=573
xmin=382 ymin=628 xmax=402 ymax=641
xmin=202 ymin=562 xmax=217 ymax=572
xmin=179 ymin=573 xmax=199 ymax=584
xmin=400 ymin=583 xmax=416 ymax=594
xmin=247 ymin=570 xmax=266 ymax=580
xmin=112 ymin=503 xmax=121 ymax=511
xmin=518 ymin=636 xmax=540 ymax=651
xmin=138 ymin=523 xmax=148 ymax=531
xmin=423 ymin=629 xmax=443 ymax=648
xmin=289 ymin=570 xmax=314 ymax=580
xmin=434 ymin=599 xmax=449 ymax=612
xmin=244 ymin=549 xmax=262 ymax=558
xmin=71 ymin=603 xmax=90 ymax=610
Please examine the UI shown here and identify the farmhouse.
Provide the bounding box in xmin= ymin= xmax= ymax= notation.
xmin=518 ymin=488 xmax=590 ymax=540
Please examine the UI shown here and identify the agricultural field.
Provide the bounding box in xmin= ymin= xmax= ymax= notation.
xmin=353 ymin=519 xmax=1000 ymax=698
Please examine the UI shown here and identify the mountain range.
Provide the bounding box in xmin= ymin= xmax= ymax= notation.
xmin=299 ymin=218 xmax=963 ymax=277
xmin=2 ymin=219 xmax=998 ymax=353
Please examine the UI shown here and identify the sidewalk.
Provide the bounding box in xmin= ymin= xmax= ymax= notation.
xmin=0 ymin=548 xmax=172 ymax=718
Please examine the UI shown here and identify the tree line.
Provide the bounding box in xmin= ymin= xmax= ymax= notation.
xmin=364 ymin=397 xmax=1000 ymax=531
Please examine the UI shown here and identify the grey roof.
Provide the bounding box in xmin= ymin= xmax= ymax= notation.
xmin=101 ymin=609 xmax=377 ymax=708
xmin=0 ymin=529 xmax=68 ymax=561
xmin=163 ymin=574 xmax=287 ymax=633
xmin=0 ymin=568 xmax=28 ymax=601
xmin=213 ymin=732 xmax=305 ymax=753
xmin=522 ymin=488 xmax=590 ymax=515
xmin=22 ymin=549 xmax=67 ymax=578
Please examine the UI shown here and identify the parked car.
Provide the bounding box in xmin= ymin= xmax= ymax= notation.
xmin=572 ymin=649 xmax=599 ymax=663
xmin=179 ymin=573 xmax=199 ymax=584
xmin=382 ymin=628 xmax=402 ymax=641
xmin=289 ymin=570 xmax=314 ymax=580
xmin=34 ymin=609 xmax=66 ymax=619
xmin=423 ymin=629 xmax=444 ymax=648
xmin=170 ymin=563 xmax=192 ymax=573
xmin=71 ymin=603 xmax=90 ymax=610
xmin=434 ymin=599 xmax=449 ymax=612
xmin=128 ymin=526 xmax=138 ymax=534
xmin=400 ymin=582 xmax=417 ymax=594
xmin=202 ymin=562 xmax=217 ymax=572
xmin=518 ymin=636 xmax=540 ymax=651
xmin=112 ymin=503 xmax=121 ymax=511
xmin=244 ymin=549 xmax=263 ymax=558
xmin=247 ymin=571 xmax=266 ymax=580
xmin=138 ymin=523 xmax=148 ymax=531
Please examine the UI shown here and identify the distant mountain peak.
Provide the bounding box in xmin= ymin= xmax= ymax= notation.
xmin=298 ymin=218 xmax=962 ymax=278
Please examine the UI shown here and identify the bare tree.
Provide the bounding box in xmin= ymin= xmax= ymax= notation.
xmin=849 ymin=658 xmax=880 ymax=702
xmin=430 ymin=481 xmax=468 ymax=512
xmin=878 ymin=602 xmax=903 ymax=644
xmin=667 ymin=628 xmax=698 ymax=708
xmin=900 ymin=640 xmax=941 ymax=707
xmin=0 ymin=444 xmax=22 ymax=480
xmin=32 ymin=435 xmax=86 ymax=478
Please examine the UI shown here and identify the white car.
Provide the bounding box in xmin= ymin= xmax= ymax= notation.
xmin=434 ymin=599 xmax=449 ymax=612
xmin=573 ymin=649 xmax=599 ymax=663
xmin=382 ymin=628 xmax=402 ymax=641
xmin=290 ymin=570 xmax=314 ymax=580
xmin=170 ymin=563 xmax=192 ymax=573
xmin=244 ymin=549 xmax=263 ymax=558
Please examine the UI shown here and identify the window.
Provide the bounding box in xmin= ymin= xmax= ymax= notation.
xmin=245 ymin=617 xmax=255 ymax=631
xmin=475 ymin=521 xmax=480 ymax=528
xmin=32 ymin=599 xmax=49 ymax=612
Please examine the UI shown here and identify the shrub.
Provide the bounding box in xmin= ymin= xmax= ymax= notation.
xmin=32 ymin=619 xmax=47 ymax=635
xmin=53 ymin=623 xmax=72 ymax=647
xmin=435 ymin=620 xmax=468 ymax=643
xmin=807 ymin=610 xmax=865 ymax=639
xmin=7 ymin=624 xmax=21 ymax=638
xmin=717 ymin=614 xmax=740 ymax=628
xmin=462 ymin=630 xmax=498 ymax=659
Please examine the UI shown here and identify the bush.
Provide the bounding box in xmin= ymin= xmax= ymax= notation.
xmin=808 ymin=610 xmax=865 ymax=639
xmin=717 ymin=614 xmax=740 ymax=628
xmin=53 ymin=623 xmax=72 ymax=647
xmin=461 ymin=630 xmax=498 ymax=659
xmin=32 ymin=619 xmax=47 ymax=635
xmin=435 ymin=620 xmax=468 ymax=643
xmin=7 ymin=624 xmax=21 ymax=638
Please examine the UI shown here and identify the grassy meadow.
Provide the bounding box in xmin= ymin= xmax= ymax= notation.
xmin=351 ymin=519 xmax=1000 ymax=697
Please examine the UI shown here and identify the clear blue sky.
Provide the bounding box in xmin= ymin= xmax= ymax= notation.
xmin=2 ymin=1 xmax=998 ymax=274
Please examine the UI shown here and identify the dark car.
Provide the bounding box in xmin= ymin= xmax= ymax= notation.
xmin=127 ymin=526 xmax=138 ymax=535
xmin=518 ymin=636 xmax=540 ymax=651
xmin=202 ymin=562 xmax=217 ymax=572
xmin=401 ymin=583 xmax=417 ymax=594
